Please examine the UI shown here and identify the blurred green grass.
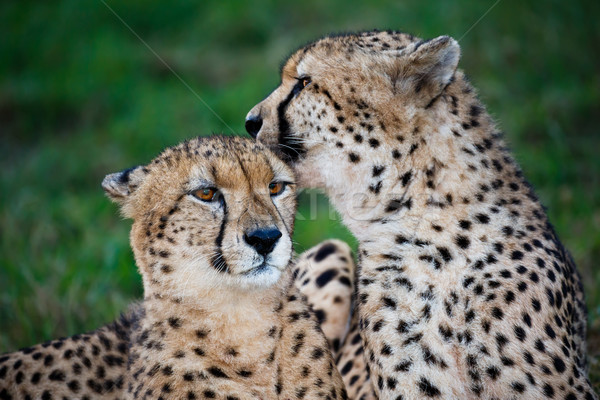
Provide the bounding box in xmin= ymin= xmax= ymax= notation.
xmin=1 ymin=0 xmax=599 ymax=388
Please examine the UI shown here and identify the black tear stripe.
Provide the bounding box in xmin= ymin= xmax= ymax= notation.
xmin=263 ymin=151 xmax=294 ymax=239
xmin=212 ymin=197 xmax=230 ymax=273
xmin=276 ymin=82 xmax=307 ymax=163
xmin=119 ymin=165 xmax=140 ymax=183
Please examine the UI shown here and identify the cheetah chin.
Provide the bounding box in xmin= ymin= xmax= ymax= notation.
xmin=238 ymin=260 xmax=285 ymax=288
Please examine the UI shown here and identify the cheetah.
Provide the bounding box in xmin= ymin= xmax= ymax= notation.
xmin=0 ymin=136 xmax=350 ymax=400
xmin=246 ymin=30 xmax=598 ymax=399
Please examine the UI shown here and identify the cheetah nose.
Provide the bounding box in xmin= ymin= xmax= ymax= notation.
xmin=244 ymin=227 xmax=282 ymax=256
xmin=245 ymin=115 xmax=263 ymax=138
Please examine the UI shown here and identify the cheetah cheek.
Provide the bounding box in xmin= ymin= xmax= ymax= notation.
xmin=293 ymin=158 xmax=326 ymax=189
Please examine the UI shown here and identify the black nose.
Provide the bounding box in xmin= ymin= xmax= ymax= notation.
xmin=244 ymin=227 xmax=282 ymax=256
xmin=245 ymin=115 xmax=263 ymax=138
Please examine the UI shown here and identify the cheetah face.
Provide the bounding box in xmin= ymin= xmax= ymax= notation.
xmin=246 ymin=30 xmax=459 ymax=190
xmin=102 ymin=136 xmax=297 ymax=297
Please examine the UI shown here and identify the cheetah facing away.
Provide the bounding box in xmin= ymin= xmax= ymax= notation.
xmin=0 ymin=136 xmax=351 ymax=400
xmin=247 ymin=30 xmax=598 ymax=399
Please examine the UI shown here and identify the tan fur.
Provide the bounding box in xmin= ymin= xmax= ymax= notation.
xmin=291 ymin=240 xmax=376 ymax=400
xmin=335 ymin=313 xmax=375 ymax=400
xmin=0 ymin=136 xmax=347 ymax=400
xmin=292 ymin=240 xmax=355 ymax=358
xmin=248 ymin=30 xmax=597 ymax=400
xmin=0 ymin=317 xmax=132 ymax=400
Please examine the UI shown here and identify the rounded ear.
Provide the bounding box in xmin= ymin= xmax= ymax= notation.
xmin=102 ymin=165 xmax=148 ymax=215
xmin=388 ymin=36 xmax=460 ymax=105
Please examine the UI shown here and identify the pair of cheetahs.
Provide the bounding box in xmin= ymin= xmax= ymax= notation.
xmin=1 ymin=31 xmax=597 ymax=400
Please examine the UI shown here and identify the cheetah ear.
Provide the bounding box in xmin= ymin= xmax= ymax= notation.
xmin=390 ymin=36 xmax=460 ymax=105
xmin=102 ymin=165 xmax=148 ymax=211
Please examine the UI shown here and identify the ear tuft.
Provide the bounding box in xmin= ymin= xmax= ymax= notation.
xmin=410 ymin=35 xmax=460 ymax=90
xmin=388 ymin=35 xmax=460 ymax=105
xmin=102 ymin=166 xmax=147 ymax=206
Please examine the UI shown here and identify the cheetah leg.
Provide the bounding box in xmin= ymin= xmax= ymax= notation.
xmin=292 ymin=239 xmax=355 ymax=358
xmin=0 ymin=307 xmax=138 ymax=399
xmin=293 ymin=240 xmax=376 ymax=399
xmin=335 ymin=311 xmax=376 ymax=400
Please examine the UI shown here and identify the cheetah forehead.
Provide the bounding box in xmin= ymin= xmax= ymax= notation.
xmin=146 ymin=136 xmax=294 ymax=189
xmin=104 ymin=135 xmax=296 ymax=218
xmin=284 ymin=30 xmax=422 ymax=76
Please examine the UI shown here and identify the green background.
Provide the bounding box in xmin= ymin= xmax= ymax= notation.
xmin=1 ymin=0 xmax=598 ymax=389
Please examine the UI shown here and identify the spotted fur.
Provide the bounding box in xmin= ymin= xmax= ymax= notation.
xmin=291 ymin=241 xmax=374 ymax=400
xmin=0 ymin=136 xmax=347 ymax=400
xmin=292 ymin=240 xmax=355 ymax=357
xmin=248 ymin=30 xmax=597 ymax=399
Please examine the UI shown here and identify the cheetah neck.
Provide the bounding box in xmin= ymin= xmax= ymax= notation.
xmin=141 ymin=269 xmax=289 ymax=329
xmin=312 ymin=77 xmax=545 ymax=268
xmin=140 ymin=293 xmax=283 ymax=349
xmin=129 ymin=273 xmax=289 ymax=393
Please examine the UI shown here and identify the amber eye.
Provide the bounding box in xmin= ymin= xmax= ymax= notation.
xmin=192 ymin=187 xmax=217 ymax=202
xmin=293 ymin=76 xmax=311 ymax=96
xmin=269 ymin=182 xmax=286 ymax=196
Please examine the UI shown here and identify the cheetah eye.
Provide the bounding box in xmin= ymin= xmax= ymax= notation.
xmin=268 ymin=182 xmax=286 ymax=196
xmin=191 ymin=187 xmax=218 ymax=202
xmin=292 ymin=76 xmax=311 ymax=96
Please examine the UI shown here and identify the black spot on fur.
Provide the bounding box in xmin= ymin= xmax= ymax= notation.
xmin=314 ymin=243 xmax=337 ymax=262
xmin=316 ymin=269 xmax=338 ymax=288
xmin=455 ymin=235 xmax=471 ymax=249
xmin=368 ymin=138 xmax=380 ymax=148
xmin=207 ymin=366 xmax=228 ymax=378
xmin=417 ymin=377 xmax=441 ymax=397
xmin=400 ymin=171 xmax=412 ymax=187
xmin=372 ymin=165 xmax=385 ymax=177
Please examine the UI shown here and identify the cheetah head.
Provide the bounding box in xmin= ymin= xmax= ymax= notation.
xmin=102 ymin=136 xmax=297 ymax=298
xmin=246 ymin=30 xmax=460 ymax=190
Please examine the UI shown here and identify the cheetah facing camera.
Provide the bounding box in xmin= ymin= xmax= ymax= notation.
xmin=247 ymin=30 xmax=598 ymax=399
xmin=0 ymin=136 xmax=349 ymax=400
